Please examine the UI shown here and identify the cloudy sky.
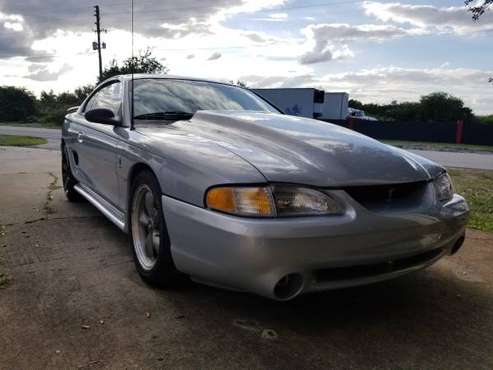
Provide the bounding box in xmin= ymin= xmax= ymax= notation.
xmin=0 ymin=0 xmax=492 ymax=114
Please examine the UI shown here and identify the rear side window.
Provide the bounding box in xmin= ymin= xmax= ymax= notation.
xmin=85 ymin=82 xmax=122 ymax=116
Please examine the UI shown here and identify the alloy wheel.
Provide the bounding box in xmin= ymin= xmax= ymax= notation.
xmin=131 ymin=184 xmax=161 ymax=270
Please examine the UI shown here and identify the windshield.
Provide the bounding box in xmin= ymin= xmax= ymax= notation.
xmin=133 ymin=79 xmax=279 ymax=119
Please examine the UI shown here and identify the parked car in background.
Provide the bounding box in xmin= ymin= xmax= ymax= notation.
xmin=62 ymin=74 xmax=469 ymax=300
xmin=348 ymin=107 xmax=378 ymax=121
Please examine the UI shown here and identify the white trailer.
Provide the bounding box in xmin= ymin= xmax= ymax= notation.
xmin=321 ymin=92 xmax=349 ymax=120
xmin=253 ymin=88 xmax=325 ymax=119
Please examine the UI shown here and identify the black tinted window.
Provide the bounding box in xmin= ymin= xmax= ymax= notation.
xmin=133 ymin=79 xmax=279 ymax=118
xmin=85 ymin=82 xmax=122 ymax=116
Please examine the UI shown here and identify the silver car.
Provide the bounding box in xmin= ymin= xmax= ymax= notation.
xmin=62 ymin=74 xmax=469 ymax=300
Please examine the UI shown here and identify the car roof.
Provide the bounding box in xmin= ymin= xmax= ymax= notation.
xmin=108 ymin=74 xmax=236 ymax=87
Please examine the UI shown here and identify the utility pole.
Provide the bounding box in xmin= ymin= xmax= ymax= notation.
xmin=93 ymin=5 xmax=106 ymax=82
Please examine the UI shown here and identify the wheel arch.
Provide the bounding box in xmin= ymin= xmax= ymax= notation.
xmin=126 ymin=162 xmax=163 ymax=218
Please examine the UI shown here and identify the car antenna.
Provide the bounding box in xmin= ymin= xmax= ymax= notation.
xmin=130 ymin=0 xmax=135 ymax=130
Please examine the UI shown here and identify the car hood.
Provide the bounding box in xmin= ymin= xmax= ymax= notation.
xmin=142 ymin=111 xmax=443 ymax=187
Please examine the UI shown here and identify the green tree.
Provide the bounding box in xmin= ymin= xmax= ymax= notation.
xmin=466 ymin=0 xmax=492 ymax=84
xmin=349 ymin=93 xmax=475 ymax=123
xmin=466 ymin=0 xmax=492 ymax=20
xmin=37 ymin=87 xmax=95 ymax=126
xmin=100 ymin=49 xmax=168 ymax=82
xmin=386 ymin=102 xmax=421 ymax=122
xmin=0 ymin=86 xmax=37 ymax=122
xmin=419 ymin=92 xmax=473 ymax=122
xmin=74 ymin=85 xmax=95 ymax=104
xmin=348 ymin=99 xmax=364 ymax=110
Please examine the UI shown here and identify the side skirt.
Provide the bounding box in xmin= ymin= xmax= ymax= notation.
xmin=74 ymin=184 xmax=127 ymax=232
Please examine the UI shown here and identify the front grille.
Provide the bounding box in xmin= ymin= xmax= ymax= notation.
xmin=343 ymin=181 xmax=428 ymax=211
xmin=314 ymin=248 xmax=443 ymax=282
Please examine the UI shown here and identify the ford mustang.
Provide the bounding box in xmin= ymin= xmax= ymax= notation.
xmin=62 ymin=75 xmax=469 ymax=300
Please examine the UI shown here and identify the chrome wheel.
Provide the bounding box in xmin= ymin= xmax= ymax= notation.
xmin=131 ymin=184 xmax=161 ymax=271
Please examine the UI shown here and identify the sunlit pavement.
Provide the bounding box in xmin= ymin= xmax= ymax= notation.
xmin=1 ymin=147 xmax=492 ymax=369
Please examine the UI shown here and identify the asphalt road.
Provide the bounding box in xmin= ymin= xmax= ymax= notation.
xmin=0 ymin=126 xmax=60 ymax=150
xmin=1 ymin=125 xmax=493 ymax=170
xmin=409 ymin=149 xmax=493 ymax=171
xmin=1 ymin=147 xmax=493 ymax=369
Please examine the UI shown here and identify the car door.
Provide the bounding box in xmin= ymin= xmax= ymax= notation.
xmin=77 ymin=81 xmax=123 ymax=208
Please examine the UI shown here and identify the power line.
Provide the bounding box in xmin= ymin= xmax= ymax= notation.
xmin=104 ymin=0 xmax=366 ymax=17
xmin=6 ymin=0 xmax=366 ymax=18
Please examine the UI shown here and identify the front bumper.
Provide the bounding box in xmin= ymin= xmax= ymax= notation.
xmin=162 ymin=192 xmax=469 ymax=300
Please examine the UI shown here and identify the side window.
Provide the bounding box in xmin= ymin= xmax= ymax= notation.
xmin=84 ymin=82 xmax=122 ymax=116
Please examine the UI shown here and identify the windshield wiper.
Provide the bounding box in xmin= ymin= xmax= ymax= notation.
xmin=133 ymin=111 xmax=194 ymax=120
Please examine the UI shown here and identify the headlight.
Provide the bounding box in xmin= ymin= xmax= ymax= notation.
xmin=205 ymin=185 xmax=343 ymax=217
xmin=434 ymin=172 xmax=454 ymax=202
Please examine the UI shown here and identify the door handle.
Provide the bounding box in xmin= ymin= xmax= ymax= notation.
xmin=77 ymin=132 xmax=84 ymax=143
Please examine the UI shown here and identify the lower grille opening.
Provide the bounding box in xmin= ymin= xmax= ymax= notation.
xmin=314 ymin=248 xmax=443 ymax=282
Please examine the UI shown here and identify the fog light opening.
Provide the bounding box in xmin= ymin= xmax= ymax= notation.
xmin=451 ymin=234 xmax=465 ymax=255
xmin=273 ymin=273 xmax=304 ymax=300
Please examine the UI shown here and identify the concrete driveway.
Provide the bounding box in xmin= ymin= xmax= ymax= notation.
xmin=1 ymin=147 xmax=493 ymax=369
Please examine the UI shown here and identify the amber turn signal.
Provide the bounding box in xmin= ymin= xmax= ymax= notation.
xmin=206 ymin=186 xmax=275 ymax=216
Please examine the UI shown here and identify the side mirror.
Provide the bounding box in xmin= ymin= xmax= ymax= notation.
xmin=85 ymin=108 xmax=121 ymax=126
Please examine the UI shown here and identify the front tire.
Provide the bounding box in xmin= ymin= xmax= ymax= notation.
xmin=61 ymin=145 xmax=83 ymax=202
xmin=129 ymin=170 xmax=179 ymax=287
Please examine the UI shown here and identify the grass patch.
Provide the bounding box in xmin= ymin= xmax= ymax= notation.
xmin=384 ymin=140 xmax=493 ymax=153
xmin=449 ymin=168 xmax=493 ymax=233
xmin=0 ymin=122 xmax=60 ymax=129
xmin=0 ymin=134 xmax=47 ymax=147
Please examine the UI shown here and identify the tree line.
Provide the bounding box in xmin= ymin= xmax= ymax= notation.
xmin=348 ymin=92 xmax=484 ymax=124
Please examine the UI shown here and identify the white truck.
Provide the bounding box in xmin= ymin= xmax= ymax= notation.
xmin=321 ymin=92 xmax=349 ymax=120
xmin=348 ymin=107 xmax=378 ymax=121
xmin=253 ymin=88 xmax=325 ymax=119
xmin=253 ymin=88 xmax=350 ymax=121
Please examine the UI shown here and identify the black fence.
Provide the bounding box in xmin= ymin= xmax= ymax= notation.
xmin=324 ymin=119 xmax=493 ymax=146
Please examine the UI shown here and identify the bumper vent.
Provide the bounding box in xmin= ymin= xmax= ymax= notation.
xmin=314 ymin=248 xmax=443 ymax=282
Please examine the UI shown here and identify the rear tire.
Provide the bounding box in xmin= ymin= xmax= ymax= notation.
xmin=129 ymin=170 xmax=180 ymax=287
xmin=61 ymin=145 xmax=84 ymax=202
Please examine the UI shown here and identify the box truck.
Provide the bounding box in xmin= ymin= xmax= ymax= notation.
xmin=253 ymin=88 xmax=325 ymax=119
xmin=321 ymin=92 xmax=349 ymax=120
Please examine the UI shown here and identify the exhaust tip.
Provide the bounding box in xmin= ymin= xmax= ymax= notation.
xmin=273 ymin=273 xmax=304 ymax=300
xmin=451 ymin=234 xmax=465 ymax=255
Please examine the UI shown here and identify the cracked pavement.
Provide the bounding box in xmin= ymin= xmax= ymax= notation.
xmin=1 ymin=147 xmax=493 ymax=369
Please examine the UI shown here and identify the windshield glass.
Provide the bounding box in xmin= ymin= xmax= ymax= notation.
xmin=133 ymin=79 xmax=279 ymax=119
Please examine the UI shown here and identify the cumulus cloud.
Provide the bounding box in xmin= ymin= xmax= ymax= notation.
xmin=253 ymin=12 xmax=288 ymax=21
xmin=0 ymin=0 xmax=287 ymax=40
xmin=299 ymin=47 xmax=332 ymax=64
xmin=0 ymin=11 xmax=33 ymax=58
xmin=363 ymin=1 xmax=493 ymax=34
xmin=299 ymin=23 xmax=417 ymax=64
xmin=207 ymin=51 xmax=222 ymax=60
xmin=24 ymin=63 xmax=72 ymax=81
xmin=242 ymin=66 xmax=493 ymax=114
